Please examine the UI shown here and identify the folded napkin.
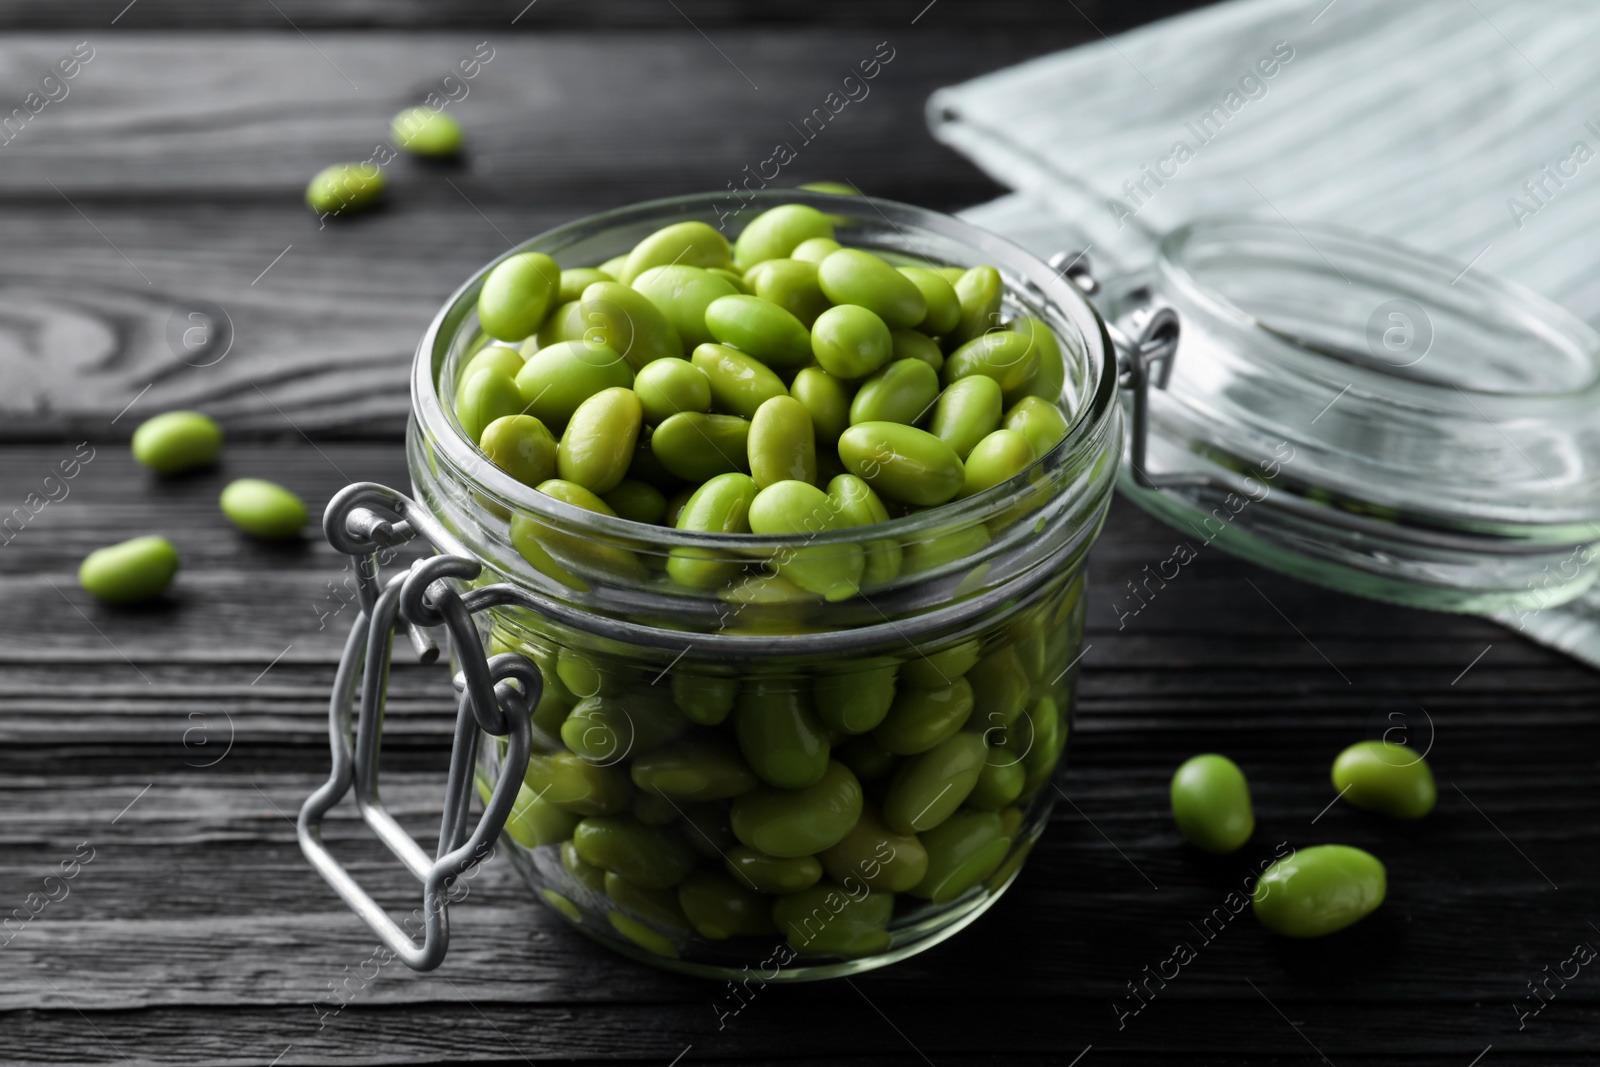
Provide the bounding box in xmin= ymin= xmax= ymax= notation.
xmin=929 ymin=0 xmax=1600 ymax=666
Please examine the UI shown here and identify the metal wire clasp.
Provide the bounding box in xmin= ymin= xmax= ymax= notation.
xmin=297 ymin=483 xmax=538 ymax=972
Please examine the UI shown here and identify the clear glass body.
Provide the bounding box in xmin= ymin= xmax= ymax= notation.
xmin=408 ymin=191 xmax=1120 ymax=979
xmin=1103 ymin=217 xmax=1600 ymax=613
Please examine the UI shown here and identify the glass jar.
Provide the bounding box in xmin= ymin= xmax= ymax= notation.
xmin=298 ymin=191 xmax=1124 ymax=980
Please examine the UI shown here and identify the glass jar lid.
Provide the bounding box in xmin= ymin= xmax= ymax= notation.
xmin=1098 ymin=216 xmax=1600 ymax=618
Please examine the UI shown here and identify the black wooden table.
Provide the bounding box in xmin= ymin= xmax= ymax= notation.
xmin=2 ymin=3 xmax=1596 ymax=1064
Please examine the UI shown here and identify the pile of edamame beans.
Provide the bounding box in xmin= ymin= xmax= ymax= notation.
xmin=453 ymin=202 xmax=1085 ymax=962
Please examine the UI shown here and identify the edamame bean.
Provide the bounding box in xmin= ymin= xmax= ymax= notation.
xmin=514 ymin=340 xmax=632 ymax=435
xmin=959 ymin=428 xmax=1035 ymax=498
xmin=1008 ymin=317 xmax=1066 ymax=403
xmin=598 ymin=254 xmax=629 ymax=279
xmin=907 ymin=809 xmax=1009 ymax=903
xmin=725 ymin=846 xmax=823 ymax=895
xmin=523 ymin=751 xmax=633 ymax=816
xmin=835 ymin=734 xmax=898 ymax=781
xmin=574 ymin=815 xmax=696 ymax=889
xmin=1004 ymin=396 xmax=1070 ymax=457
xmin=651 ymin=412 xmax=752 ymax=481
xmin=748 ymin=480 xmax=865 ymax=601
xmin=1252 ymin=845 xmax=1386 ymax=938
xmin=967 ymin=757 xmax=1026 ymax=811
xmin=838 ymin=422 xmax=965 ymax=506
xmin=790 ymin=236 xmax=842 ymax=265
xmin=1170 ymin=754 xmax=1254 ymax=854
xmin=479 ymin=252 xmax=561 ymax=341
xmin=629 ymin=436 xmax=684 ymax=492
xmin=391 ymin=106 xmax=462 ymax=156
xmin=220 ymin=478 xmax=308 ymax=539
xmin=605 ymin=871 xmax=690 ymax=932
xmin=78 ymin=535 xmax=179 ymax=604
xmin=849 ymin=358 xmax=941 ymax=427
xmin=557 ymin=386 xmax=641 ymax=494
xmin=579 ymin=281 xmax=683 ymax=370
xmin=748 ymin=395 xmax=817 ymax=489
xmin=772 ymin=881 xmax=893 ymax=957
xmin=630 ymin=264 xmax=737 ymax=350
xmin=601 ymin=479 xmax=666 ymax=524
xmin=679 ymin=870 xmax=777 ymax=939
xmin=874 ymin=678 xmax=974 ymax=755
xmin=883 ymin=731 xmax=987 ymax=833
xmin=131 ymin=411 xmax=222 ymax=474
xmin=930 ymin=375 xmax=1003 ymax=460
xmin=898 ymin=266 xmax=961 ymax=336
xmin=502 ymin=781 xmax=580 ymax=848
xmin=733 ymin=204 xmax=834 ymax=267
xmin=632 ymin=357 xmax=711 ymax=425
xmin=561 ymin=691 xmax=686 ymax=763
xmin=462 ymin=344 xmax=525 ymax=383
xmin=671 ymin=672 xmax=739 ymax=726
xmin=632 ymin=736 xmax=759 ymax=802
xmin=704 ymin=295 xmax=814 ymax=370
xmin=827 ymin=474 xmax=901 ymax=586
xmin=890 ymin=328 xmax=944 ymax=371
xmin=632 ymin=791 xmax=679 ymax=826
xmin=798 ymin=180 xmax=858 ymax=195
xmin=679 ymin=801 xmax=738 ymax=859
xmin=562 ymin=839 xmax=608 ymax=892
xmin=901 ymin=639 xmax=981 ymax=689
xmin=949 ymin=265 xmax=1003 ymax=346
xmin=820 ymin=804 xmax=928 ymax=892
xmin=691 ymin=343 xmax=787 ymax=419
xmin=814 ymin=659 xmax=897 ymax=735
xmin=305 ymin=161 xmax=384 ymax=217
xmin=618 ymin=221 xmax=733 ymax=285
xmin=811 ymin=304 xmax=892 ymax=380
xmin=818 ymin=249 xmax=927 ymax=329
xmin=457 ymin=365 xmax=525 ymax=443
xmin=707 ymin=266 xmax=751 ymax=293
xmin=524 ymin=479 xmax=647 ymax=580
xmin=966 ymin=645 xmax=1029 ymax=727
xmin=900 ymin=523 xmax=990 ymax=576
xmin=730 ymin=759 xmax=863 ymax=857
xmin=788 ymin=366 xmax=853 ymax=445
xmin=945 ymin=331 xmax=1041 ymax=394
xmin=533 ymin=300 xmax=586 ymax=348
xmin=479 ymin=414 xmax=558 ymax=488
xmin=667 ymin=470 xmax=759 ymax=587
xmin=1331 ymin=741 xmax=1437 ymax=819
xmin=734 ymin=678 xmax=830 ymax=789
xmin=560 ymin=267 xmax=613 ymax=304
xmin=747 ymin=257 xmax=830 ymax=326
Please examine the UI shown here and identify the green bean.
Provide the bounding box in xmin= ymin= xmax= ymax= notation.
xmin=906 ymin=809 xmax=1009 ymax=903
xmin=748 ymin=395 xmax=817 ymax=489
xmin=479 ymin=252 xmax=561 ymax=342
xmin=219 ymin=478 xmax=308 ymax=539
xmin=814 ymin=658 xmax=897 ymax=735
xmin=692 ymin=343 xmax=787 ymax=419
xmin=390 ymin=106 xmax=463 ymax=157
xmin=650 ymin=412 xmax=752 ymax=481
xmin=790 ymin=236 xmax=843 ymax=265
xmin=479 ymin=414 xmax=559 ymax=488
xmin=704 ymin=294 xmax=814 ymax=370
xmin=945 ymin=331 xmax=1041 ymax=394
xmin=523 ymin=751 xmax=633 ymax=816
xmin=874 ymin=678 xmax=974 ymax=755
xmin=562 ymin=839 xmax=608 ymax=892
xmin=733 ymin=204 xmax=835 ymax=267
xmin=789 ymin=366 xmax=854 ymax=446
xmin=630 ymin=264 xmax=738 ymax=350
xmin=671 ymin=672 xmax=739 ymax=726
xmin=819 ymin=804 xmax=928 ymax=892
xmin=882 ymin=731 xmax=987 ymax=833
xmin=631 ymin=735 xmax=759 ymax=802
xmin=730 ymin=759 xmax=863 ymax=857
xmin=725 ymin=846 xmax=822 ymax=895
xmin=890 ymin=328 xmax=944 ymax=372
xmin=1331 ymin=741 xmax=1437 ymax=819
xmin=1252 ymin=845 xmax=1387 ymax=937
xmin=618 ymin=221 xmax=733 ymax=285
xmin=1004 ymin=396 xmax=1070 ymax=457
xmin=849 ymin=358 xmax=941 ymax=427
xmin=456 ymin=364 xmax=526 ymax=443
xmin=747 ymin=257 xmax=830 ymax=326
xmin=514 ymin=340 xmax=631 ymax=436
xmin=734 ymin=678 xmax=831 ymax=789
xmin=679 ymin=870 xmax=777 ymax=939
xmin=817 ymin=249 xmax=927 ymax=329
xmin=1170 ymin=753 xmax=1254 ymax=854
xmin=668 ymin=471 xmax=758 ymax=587
xmin=131 ymin=411 xmax=222 ymax=474
xmin=930 ymin=375 xmax=1003 ymax=460
xmin=559 ymin=267 xmax=613 ymax=304
xmin=579 ymin=281 xmax=683 ymax=370
xmin=305 ymin=161 xmax=384 ymax=217
xmin=949 ymin=264 xmax=1003 ymax=347
xmin=557 ymin=386 xmax=642 ymax=494
xmin=600 ymin=478 xmax=667 ymax=524
xmin=898 ymin=266 xmax=961 ymax=336
xmin=810 ymin=304 xmax=892 ymax=380
xmin=574 ymin=815 xmax=696 ymax=889
xmin=78 ymin=535 xmax=179 ymax=604
xmin=501 ymin=781 xmax=580 ymax=848
xmin=748 ymin=480 xmax=865 ymax=600
xmin=959 ymin=428 xmax=1036 ymax=498
xmin=837 ymin=422 xmax=965 ymax=506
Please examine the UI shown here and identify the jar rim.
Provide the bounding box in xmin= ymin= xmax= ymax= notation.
xmin=411 ymin=189 xmax=1120 ymax=552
